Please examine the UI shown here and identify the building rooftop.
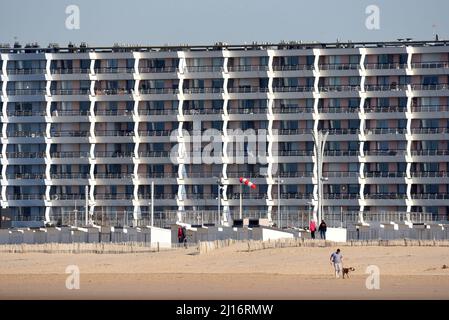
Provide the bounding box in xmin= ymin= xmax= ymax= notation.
xmin=0 ymin=39 xmax=448 ymax=54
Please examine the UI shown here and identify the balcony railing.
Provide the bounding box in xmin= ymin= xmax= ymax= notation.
xmin=50 ymin=151 xmax=90 ymax=158
xmin=272 ymin=64 xmax=313 ymax=71
xmin=94 ymin=67 xmax=134 ymax=74
xmin=94 ymin=151 xmax=134 ymax=158
xmin=95 ymin=173 xmax=134 ymax=179
xmin=6 ymin=89 xmax=47 ymax=95
xmin=364 ymin=172 xmax=406 ymax=178
xmin=228 ymin=107 xmax=267 ymax=114
xmin=228 ymin=65 xmax=269 ymax=72
xmin=278 ymin=128 xmax=313 ymax=135
xmin=7 ymin=173 xmax=45 ymax=179
xmin=7 ymin=194 xmax=44 ymax=200
xmin=138 ymin=66 xmax=177 ymax=73
xmin=324 ymin=171 xmax=359 ymax=177
xmin=94 ymin=130 xmax=134 ymax=137
xmin=411 ymin=84 xmax=449 ymax=90
xmin=364 ymin=150 xmax=406 ymax=156
xmin=410 ymin=150 xmax=449 ymax=156
xmin=228 ymin=193 xmax=268 ymax=200
xmin=137 ymin=193 xmax=175 ymax=199
xmin=324 ymin=193 xmax=360 ymax=199
xmin=364 ymin=193 xmax=407 ymax=199
xmin=318 ymin=107 xmax=359 ymax=113
xmin=7 ymin=110 xmax=46 ymax=117
xmin=138 ymin=130 xmax=172 ymax=136
xmin=185 ymin=66 xmax=223 ymax=72
xmin=228 ymin=87 xmax=269 ymax=93
xmin=95 ymin=88 xmax=133 ymax=95
xmin=138 ymin=108 xmax=178 ymax=115
xmin=95 ymin=110 xmax=133 ymax=116
xmin=138 ymin=151 xmax=171 ymax=157
xmin=318 ymin=63 xmax=359 ymax=70
xmin=51 ymin=89 xmax=90 ymax=95
xmin=95 ymin=193 xmax=134 ymax=200
xmin=278 ymin=171 xmax=314 ymax=178
xmin=411 ymin=61 xmax=449 ymax=69
xmin=184 ymin=87 xmax=223 ymax=94
xmin=6 ymin=151 xmax=46 ymax=158
xmin=139 ymin=88 xmax=179 ymax=94
xmin=7 ymin=131 xmax=44 ymax=138
xmin=272 ymin=107 xmax=313 ymax=114
xmin=364 ymin=63 xmax=407 ymax=70
xmin=279 ymin=150 xmax=314 ymax=156
xmin=364 ymin=84 xmax=408 ymax=91
xmin=410 ymin=172 xmax=449 ymax=178
xmin=319 ymin=85 xmax=360 ymax=92
xmin=324 ymin=150 xmax=359 ymax=156
xmin=50 ymin=68 xmax=90 ymax=74
xmin=411 ymin=105 xmax=449 ymax=112
xmin=50 ymin=194 xmax=86 ymax=200
xmin=51 ymin=110 xmax=90 ymax=116
xmin=183 ymin=108 xmax=223 ymax=115
xmin=411 ymin=193 xmax=449 ymax=199
xmin=364 ymin=106 xmax=406 ymax=113
xmin=50 ymin=173 xmax=90 ymax=179
xmin=364 ymin=128 xmax=407 ymax=134
xmin=410 ymin=127 xmax=449 ymax=134
xmin=51 ymin=131 xmax=89 ymax=137
xmin=272 ymin=86 xmax=314 ymax=93
xmin=6 ymin=68 xmax=46 ymax=75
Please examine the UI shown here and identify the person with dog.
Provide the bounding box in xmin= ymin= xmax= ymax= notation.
xmin=318 ymin=220 xmax=327 ymax=240
xmin=309 ymin=219 xmax=317 ymax=239
xmin=330 ymin=248 xmax=343 ymax=278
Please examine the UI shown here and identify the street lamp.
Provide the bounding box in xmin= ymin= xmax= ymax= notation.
xmin=275 ymin=175 xmax=284 ymax=229
xmin=214 ymin=177 xmax=224 ymax=226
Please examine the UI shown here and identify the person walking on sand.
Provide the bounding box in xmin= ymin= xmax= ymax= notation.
xmin=309 ymin=219 xmax=317 ymax=239
xmin=177 ymin=226 xmax=184 ymax=244
xmin=330 ymin=248 xmax=343 ymax=279
xmin=319 ymin=220 xmax=327 ymax=240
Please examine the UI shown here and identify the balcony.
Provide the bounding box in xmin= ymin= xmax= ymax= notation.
xmin=324 ymin=171 xmax=359 ymax=178
xmin=138 ymin=108 xmax=178 ymax=116
xmin=410 ymin=171 xmax=449 ymax=178
xmin=319 ymin=85 xmax=360 ymax=92
xmin=139 ymin=66 xmax=177 ymax=73
xmin=51 ymin=110 xmax=90 ymax=116
xmin=94 ymin=67 xmax=134 ymax=74
xmin=95 ymin=109 xmax=132 ymax=116
xmin=411 ymin=84 xmax=449 ymax=91
xmin=272 ymin=86 xmax=313 ymax=93
xmin=364 ymin=150 xmax=406 ymax=156
xmin=318 ymin=63 xmax=359 ymax=70
xmin=6 ymin=151 xmax=46 ymax=158
xmin=228 ymin=65 xmax=268 ymax=72
xmin=364 ymin=63 xmax=407 ymax=70
xmin=364 ymin=193 xmax=407 ymax=199
xmin=278 ymin=128 xmax=312 ymax=135
xmin=411 ymin=105 xmax=449 ymax=112
xmin=364 ymin=106 xmax=406 ymax=113
xmin=95 ymin=193 xmax=134 ymax=200
xmin=51 ymin=151 xmax=90 ymax=158
xmin=95 ymin=151 xmax=134 ymax=158
xmin=50 ymin=68 xmax=90 ymax=74
xmin=318 ymin=107 xmax=359 ymax=113
xmin=410 ymin=150 xmax=449 ymax=156
xmin=364 ymin=84 xmax=407 ymax=91
xmin=324 ymin=194 xmax=360 ymax=199
xmin=7 ymin=110 xmax=46 ymax=117
xmin=228 ymin=193 xmax=268 ymax=200
xmin=364 ymin=171 xmax=406 ymax=178
xmin=411 ymin=61 xmax=449 ymax=69
xmin=138 ymin=130 xmax=172 ymax=136
xmin=50 ymin=173 xmax=90 ymax=179
xmin=95 ymin=88 xmax=133 ymax=95
xmin=6 ymin=89 xmax=47 ymax=95
xmin=50 ymin=89 xmax=90 ymax=95
xmin=272 ymin=107 xmax=313 ymax=114
xmin=183 ymin=108 xmax=223 ymax=115
xmin=228 ymin=87 xmax=269 ymax=94
xmin=7 ymin=194 xmax=44 ymax=200
xmin=185 ymin=66 xmax=223 ymax=72
xmin=50 ymin=194 xmax=86 ymax=200
xmin=411 ymin=193 xmax=449 ymax=200
xmin=139 ymin=88 xmax=179 ymax=94
xmin=324 ymin=150 xmax=359 ymax=156
xmin=279 ymin=150 xmax=314 ymax=156
xmin=364 ymin=128 xmax=407 ymax=134
xmin=137 ymin=193 xmax=176 ymax=200
xmin=94 ymin=173 xmax=134 ymax=179
xmin=278 ymin=171 xmax=314 ymax=178
xmin=277 ymin=193 xmax=313 ymax=199
xmin=410 ymin=127 xmax=449 ymax=134
xmin=184 ymin=87 xmax=223 ymax=94
xmin=51 ymin=131 xmax=89 ymax=137
xmin=228 ymin=107 xmax=267 ymax=115
xmin=6 ymin=68 xmax=46 ymax=75
xmin=138 ymin=151 xmax=171 ymax=157
xmin=272 ymin=65 xmax=313 ymax=71
xmin=7 ymin=131 xmax=45 ymax=138
xmin=7 ymin=173 xmax=45 ymax=179
xmin=94 ymin=130 xmax=134 ymax=137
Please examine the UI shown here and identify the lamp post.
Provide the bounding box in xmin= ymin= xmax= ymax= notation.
xmin=276 ymin=175 xmax=284 ymax=229
xmin=313 ymin=131 xmax=328 ymax=224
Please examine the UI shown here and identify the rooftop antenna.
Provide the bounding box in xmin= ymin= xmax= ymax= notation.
xmin=432 ymin=24 xmax=439 ymax=41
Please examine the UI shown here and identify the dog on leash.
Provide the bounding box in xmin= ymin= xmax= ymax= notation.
xmin=342 ymin=267 xmax=355 ymax=279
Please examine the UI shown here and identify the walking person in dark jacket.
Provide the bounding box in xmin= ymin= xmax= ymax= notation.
xmin=319 ymin=220 xmax=327 ymax=240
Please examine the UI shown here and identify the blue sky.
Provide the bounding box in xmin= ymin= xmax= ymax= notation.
xmin=0 ymin=0 xmax=448 ymax=46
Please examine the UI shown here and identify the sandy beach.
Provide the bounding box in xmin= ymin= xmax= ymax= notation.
xmin=1 ymin=243 xmax=449 ymax=299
